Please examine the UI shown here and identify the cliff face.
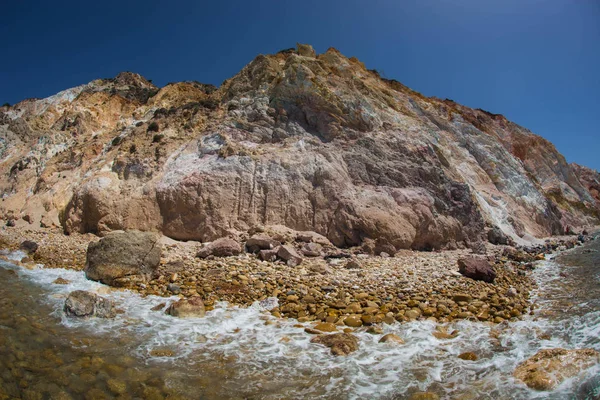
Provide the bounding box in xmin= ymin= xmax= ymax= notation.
xmin=1 ymin=44 xmax=597 ymax=251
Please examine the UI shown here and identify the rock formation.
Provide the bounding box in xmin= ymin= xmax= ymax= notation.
xmin=1 ymin=44 xmax=598 ymax=251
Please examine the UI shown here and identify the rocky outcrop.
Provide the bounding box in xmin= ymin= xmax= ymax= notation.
xmin=64 ymin=290 xmax=115 ymax=318
xmin=514 ymin=348 xmax=600 ymax=390
xmin=457 ymin=256 xmax=496 ymax=283
xmin=1 ymin=44 xmax=598 ymax=250
xmin=85 ymin=230 xmax=161 ymax=286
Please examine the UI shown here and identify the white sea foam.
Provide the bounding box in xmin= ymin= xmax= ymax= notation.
xmin=1 ymin=251 xmax=599 ymax=399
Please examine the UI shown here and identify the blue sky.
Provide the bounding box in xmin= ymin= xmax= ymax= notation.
xmin=2 ymin=0 xmax=599 ymax=170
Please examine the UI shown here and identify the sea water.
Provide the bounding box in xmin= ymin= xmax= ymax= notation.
xmin=0 ymin=239 xmax=599 ymax=399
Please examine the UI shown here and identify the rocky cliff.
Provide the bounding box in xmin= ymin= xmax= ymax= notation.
xmin=1 ymin=44 xmax=597 ymax=251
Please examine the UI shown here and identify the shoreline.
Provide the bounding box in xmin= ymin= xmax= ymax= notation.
xmin=0 ymin=226 xmax=593 ymax=330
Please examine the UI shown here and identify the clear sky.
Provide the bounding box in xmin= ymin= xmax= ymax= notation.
xmin=2 ymin=0 xmax=599 ymax=170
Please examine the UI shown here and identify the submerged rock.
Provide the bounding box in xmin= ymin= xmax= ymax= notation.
xmin=458 ymin=352 xmax=478 ymax=361
xmin=85 ymin=230 xmax=161 ymax=286
xmin=514 ymin=348 xmax=600 ymax=390
xmin=457 ymin=256 xmax=496 ymax=283
xmin=166 ymin=297 xmax=206 ymax=318
xmin=409 ymin=393 xmax=440 ymax=400
xmin=310 ymin=333 xmax=359 ymax=356
xmin=64 ymin=290 xmax=115 ymax=318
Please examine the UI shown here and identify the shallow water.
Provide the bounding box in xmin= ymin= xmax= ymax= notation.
xmin=0 ymin=240 xmax=599 ymax=400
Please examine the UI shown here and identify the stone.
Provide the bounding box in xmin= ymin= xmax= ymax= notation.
xmin=458 ymin=352 xmax=478 ymax=361
xmin=167 ymin=283 xmax=181 ymax=294
xmin=457 ymin=256 xmax=496 ymax=283
xmin=514 ymin=348 xmax=600 ymax=391
xmin=19 ymin=240 xmax=38 ymax=254
xmin=106 ymin=379 xmax=127 ymax=395
xmin=409 ymin=393 xmax=440 ymax=400
xmin=432 ymin=328 xmax=459 ymax=340
xmin=345 ymin=259 xmax=361 ymax=270
xmin=313 ymin=322 xmax=337 ymax=332
xmin=150 ymin=302 xmax=166 ymax=311
xmin=245 ymin=234 xmax=279 ymax=253
xmin=379 ymin=333 xmax=405 ymax=345
xmin=277 ymin=245 xmax=303 ymax=267
xmin=367 ymin=326 xmax=383 ymax=334
xmin=85 ymin=230 xmax=161 ymax=286
xmin=453 ymin=294 xmax=472 ymax=303
xmin=53 ymin=277 xmax=70 ymax=285
xmin=361 ymin=315 xmax=376 ymax=325
xmin=310 ymin=333 xmax=359 ymax=356
xmin=197 ymin=237 xmax=242 ymax=258
xmin=343 ymin=315 xmax=363 ymax=328
xmin=301 ymin=242 xmax=322 ymax=257
xmin=64 ymin=290 xmax=115 ymax=318
xmin=149 ymin=348 xmax=175 ymax=357
xmin=166 ymin=297 xmax=206 ymax=318
xmin=258 ymin=248 xmax=279 ymax=262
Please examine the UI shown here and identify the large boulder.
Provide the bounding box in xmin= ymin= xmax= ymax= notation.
xmin=166 ymin=297 xmax=206 ymax=318
xmin=196 ymin=237 xmax=242 ymax=258
xmin=310 ymin=333 xmax=359 ymax=356
xmin=64 ymin=290 xmax=116 ymax=318
xmin=514 ymin=348 xmax=600 ymax=390
xmin=457 ymin=256 xmax=496 ymax=283
xmin=85 ymin=230 xmax=161 ymax=286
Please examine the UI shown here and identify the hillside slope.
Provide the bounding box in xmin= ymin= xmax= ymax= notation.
xmin=0 ymin=44 xmax=597 ymax=251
